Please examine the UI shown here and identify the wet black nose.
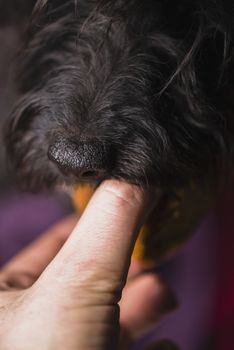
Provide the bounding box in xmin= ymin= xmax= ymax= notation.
xmin=48 ymin=138 xmax=112 ymax=180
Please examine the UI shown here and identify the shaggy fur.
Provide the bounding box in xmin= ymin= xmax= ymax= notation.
xmin=4 ymin=0 xmax=234 ymax=191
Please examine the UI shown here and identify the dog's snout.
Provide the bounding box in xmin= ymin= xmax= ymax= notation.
xmin=48 ymin=138 xmax=112 ymax=180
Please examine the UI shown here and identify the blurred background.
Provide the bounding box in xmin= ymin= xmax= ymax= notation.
xmin=0 ymin=2 xmax=234 ymax=350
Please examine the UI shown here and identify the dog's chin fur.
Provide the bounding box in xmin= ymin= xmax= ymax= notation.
xmin=4 ymin=0 xmax=234 ymax=192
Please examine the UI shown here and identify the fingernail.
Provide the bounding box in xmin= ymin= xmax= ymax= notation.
xmin=1 ymin=272 xmax=35 ymax=289
xmin=158 ymin=286 xmax=178 ymax=316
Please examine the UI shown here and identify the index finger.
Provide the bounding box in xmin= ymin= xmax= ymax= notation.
xmin=44 ymin=180 xmax=151 ymax=291
xmin=0 ymin=215 xmax=78 ymax=288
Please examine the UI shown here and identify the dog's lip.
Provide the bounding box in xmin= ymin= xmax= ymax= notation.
xmin=72 ymin=175 xmax=106 ymax=187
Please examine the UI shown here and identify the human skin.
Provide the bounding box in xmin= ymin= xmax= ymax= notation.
xmin=0 ymin=180 xmax=177 ymax=350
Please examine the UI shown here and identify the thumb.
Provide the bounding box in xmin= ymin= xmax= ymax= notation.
xmin=39 ymin=180 xmax=151 ymax=299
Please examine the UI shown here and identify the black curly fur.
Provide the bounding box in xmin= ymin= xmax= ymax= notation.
xmin=4 ymin=0 xmax=234 ymax=191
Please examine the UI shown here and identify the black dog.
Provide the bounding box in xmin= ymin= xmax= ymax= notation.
xmin=4 ymin=0 xmax=234 ymax=195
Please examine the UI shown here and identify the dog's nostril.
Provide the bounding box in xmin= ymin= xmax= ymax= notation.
xmin=48 ymin=138 xmax=112 ymax=179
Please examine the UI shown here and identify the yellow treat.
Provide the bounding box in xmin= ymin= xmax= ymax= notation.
xmin=73 ymin=185 xmax=94 ymax=213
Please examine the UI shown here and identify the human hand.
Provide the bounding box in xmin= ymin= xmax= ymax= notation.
xmin=0 ymin=180 xmax=177 ymax=350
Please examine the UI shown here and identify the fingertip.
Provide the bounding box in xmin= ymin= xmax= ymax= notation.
xmin=98 ymin=180 xmax=145 ymax=209
xmin=155 ymin=277 xmax=178 ymax=316
xmin=92 ymin=181 xmax=147 ymax=227
xmin=120 ymin=274 xmax=177 ymax=339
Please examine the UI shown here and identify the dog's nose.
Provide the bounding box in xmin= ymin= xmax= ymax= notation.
xmin=48 ymin=138 xmax=112 ymax=179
